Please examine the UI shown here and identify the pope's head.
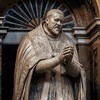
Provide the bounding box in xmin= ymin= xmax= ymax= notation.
xmin=44 ymin=9 xmax=64 ymax=37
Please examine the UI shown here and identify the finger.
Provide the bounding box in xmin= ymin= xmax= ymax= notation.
xmin=63 ymin=46 xmax=74 ymax=50
xmin=63 ymin=46 xmax=73 ymax=49
xmin=63 ymin=47 xmax=73 ymax=51
xmin=62 ymin=50 xmax=73 ymax=53
xmin=63 ymin=52 xmax=73 ymax=57
xmin=63 ymin=47 xmax=74 ymax=51
xmin=65 ymin=53 xmax=73 ymax=59
xmin=63 ymin=49 xmax=74 ymax=53
xmin=63 ymin=50 xmax=74 ymax=55
xmin=63 ymin=49 xmax=74 ymax=54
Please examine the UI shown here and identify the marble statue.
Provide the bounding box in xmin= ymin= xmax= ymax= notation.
xmin=12 ymin=9 xmax=86 ymax=100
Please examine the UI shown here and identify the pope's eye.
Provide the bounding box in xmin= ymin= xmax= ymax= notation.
xmin=55 ymin=19 xmax=59 ymax=22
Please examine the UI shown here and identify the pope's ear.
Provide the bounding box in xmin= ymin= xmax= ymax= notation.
xmin=45 ymin=18 xmax=49 ymax=24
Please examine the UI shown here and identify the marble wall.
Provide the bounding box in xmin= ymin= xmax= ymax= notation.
xmin=92 ymin=37 xmax=100 ymax=99
xmin=73 ymin=18 xmax=100 ymax=100
xmin=78 ymin=45 xmax=91 ymax=100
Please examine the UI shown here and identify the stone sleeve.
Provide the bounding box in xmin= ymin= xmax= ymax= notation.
xmin=35 ymin=56 xmax=61 ymax=73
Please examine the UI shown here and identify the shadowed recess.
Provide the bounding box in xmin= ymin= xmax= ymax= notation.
xmin=2 ymin=0 xmax=76 ymax=30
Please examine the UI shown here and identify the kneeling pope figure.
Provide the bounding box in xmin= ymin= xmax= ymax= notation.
xmin=13 ymin=9 xmax=86 ymax=100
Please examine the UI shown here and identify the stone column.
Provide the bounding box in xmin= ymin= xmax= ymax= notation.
xmin=0 ymin=27 xmax=7 ymax=100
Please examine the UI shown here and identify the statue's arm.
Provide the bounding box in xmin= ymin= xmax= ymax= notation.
xmin=35 ymin=45 xmax=74 ymax=73
xmin=35 ymin=56 xmax=61 ymax=73
xmin=65 ymin=59 xmax=81 ymax=77
xmin=64 ymin=45 xmax=82 ymax=78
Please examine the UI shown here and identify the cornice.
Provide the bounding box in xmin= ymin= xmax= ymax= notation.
xmin=0 ymin=17 xmax=100 ymax=45
xmin=73 ymin=18 xmax=100 ymax=45
xmin=0 ymin=17 xmax=4 ymax=26
xmin=0 ymin=26 xmax=8 ymax=39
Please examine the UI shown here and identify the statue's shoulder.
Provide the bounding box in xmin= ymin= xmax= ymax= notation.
xmin=62 ymin=32 xmax=75 ymax=46
xmin=62 ymin=32 xmax=71 ymax=41
xmin=62 ymin=32 xmax=69 ymax=38
xmin=27 ymin=25 xmax=42 ymax=39
xmin=27 ymin=27 xmax=39 ymax=36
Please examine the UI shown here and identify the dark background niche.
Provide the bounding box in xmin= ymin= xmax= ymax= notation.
xmin=2 ymin=44 xmax=18 ymax=100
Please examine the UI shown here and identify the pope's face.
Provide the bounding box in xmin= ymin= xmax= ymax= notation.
xmin=46 ymin=12 xmax=64 ymax=36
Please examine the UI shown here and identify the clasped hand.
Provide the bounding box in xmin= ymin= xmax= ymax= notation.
xmin=58 ymin=46 xmax=74 ymax=64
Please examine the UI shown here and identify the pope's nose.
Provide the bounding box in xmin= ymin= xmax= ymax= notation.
xmin=57 ymin=21 xmax=61 ymax=25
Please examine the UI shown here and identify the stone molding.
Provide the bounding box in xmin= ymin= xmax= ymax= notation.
xmin=73 ymin=18 xmax=100 ymax=45
xmin=0 ymin=17 xmax=4 ymax=26
xmin=0 ymin=18 xmax=100 ymax=45
xmin=0 ymin=27 xmax=8 ymax=40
